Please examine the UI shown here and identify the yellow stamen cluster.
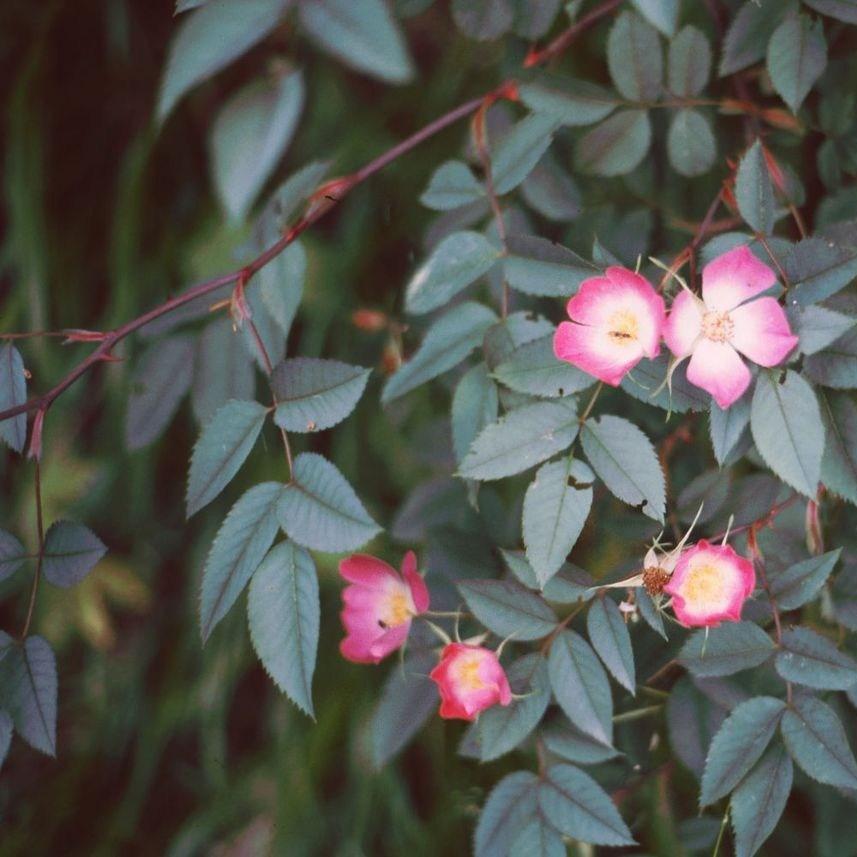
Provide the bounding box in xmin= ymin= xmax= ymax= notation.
xmin=680 ymin=563 xmax=724 ymax=606
xmin=607 ymin=309 xmax=639 ymax=345
xmin=454 ymin=655 xmax=487 ymax=691
xmin=701 ymin=310 xmax=734 ymax=343
xmin=381 ymin=590 xmax=413 ymax=628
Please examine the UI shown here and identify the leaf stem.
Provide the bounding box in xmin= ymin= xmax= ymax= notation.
xmin=20 ymin=458 xmax=45 ymax=640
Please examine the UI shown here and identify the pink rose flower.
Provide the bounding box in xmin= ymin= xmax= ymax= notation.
xmin=553 ymin=267 xmax=666 ymax=386
xmin=664 ymin=245 xmax=798 ymax=408
xmin=429 ymin=643 xmax=512 ymax=721
xmin=663 ymin=539 xmax=756 ymax=628
xmin=339 ymin=551 xmax=430 ymax=664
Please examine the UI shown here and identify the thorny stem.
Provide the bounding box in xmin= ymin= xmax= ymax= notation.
xmin=20 ymin=459 xmax=45 ymax=640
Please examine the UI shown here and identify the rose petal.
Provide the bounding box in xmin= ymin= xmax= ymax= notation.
xmin=554 ymin=320 xmax=645 ymax=386
xmin=702 ymin=245 xmax=777 ymax=312
xmin=339 ymin=554 xmax=400 ymax=590
xmin=729 ymin=297 xmax=798 ymax=367
xmin=664 ymin=290 xmax=704 ymax=358
xmin=686 ymin=338 xmax=751 ymax=409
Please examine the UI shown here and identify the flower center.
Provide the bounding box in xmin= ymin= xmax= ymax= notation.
xmin=680 ymin=563 xmax=724 ymax=607
xmin=642 ymin=566 xmax=670 ymax=596
xmin=454 ymin=655 xmax=486 ymax=691
xmin=380 ymin=590 xmax=413 ymax=628
xmin=701 ymin=310 xmax=734 ymax=343
xmin=606 ymin=309 xmax=639 ymax=345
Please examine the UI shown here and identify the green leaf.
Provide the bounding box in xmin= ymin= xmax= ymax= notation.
xmin=750 ymin=370 xmax=824 ymax=497
xmin=420 ymin=160 xmax=484 ymax=211
xmin=247 ymin=541 xmax=319 ymax=716
xmin=0 ymin=343 xmax=27 ymax=454
xmin=477 ymin=654 xmax=551 ymax=761
xmin=667 ymin=676 xmax=727 ymax=778
xmin=575 ymin=109 xmax=652 ymax=177
xmin=735 ymin=140 xmax=775 ymax=234
xmin=0 ymin=636 xmax=57 ymax=757
xmin=371 ymin=649 xmax=438 ymax=767
xmin=521 ymin=151 xmax=581 ymax=222
xmin=623 ymin=354 xmax=711 ymax=414
xmin=524 ymin=458 xmax=593 ymax=587
xmin=548 ymin=630 xmax=613 ymax=744
xmin=503 ymin=234 xmax=599 ymax=298
xmin=720 ymin=0 xmax=798 ymax=76
xmin=767 ymin=13 xmax=827 ymax=114
xmin=667 ymin=109 xmax=716 ymax=177
xmin=41 ymin=521 xmax=107 ymax=589
xmin=785 ymin=236 xmax=857 ymax=307
xmin=405 ymin=231 xmax=500 ymax=315
xmin=210 ymin=70 xmax=304 ymax=223
xmin=474 ymin=771 xmax=539 ymax=857
xmin=452 ymin=0 xmax=513 ymax=40
xmin=509 ymin=818 xmax=564 ymax=857
xmin=278 ymin=453 xmax=381 ymax=552
xmin=699 ymin=696 xmax=786 ymax=806
xmin=259 ymin=240 xmax=306 ymax=338
xmin=492 ymin=113 xmax=560 ymax=195
xmin=192 ymin=318 xmax=255 ymax=425
xmin=495 ymin=333 xmax=593 ymax=398
xmin=781 ymin=694 xmax=857 ymax=789
xmin=0 ymin=530 xmax=26 ymax=584
xmin=607 ymin=11 xmax=662 ymax=102
xmin=539 ymin=764 xmax=635 ymax=846
xmin=458 ymin=579 xmax=557 ymax=641
xmin=791 ymin=304 xmax=856 ymax=355
xmin=581 ymin=415 xmax=665 ymax=522
xmin=710 ymin=395 xmax=751 ymax=466
xmin=678 ymin=622 xmax=775 ymax=677
xmin=775 ymin=626 xmax=857 ymax=689
xmin=271 ymin=357 xmax=370 ymax=433
xmin=820 ymin=391 xmax=857 ymax=504
xmin=157 ymin=0 xmax=291 ymax=121
xmin=587 ymin=597 xmax=635 ymax=693
xmin=382 ymin=302 xmax=498 ymax=403
xmin=186 ymin=400 xmax=268 ymax=517
xmin=451 ymin=363 xmax=499 ymax=464
xmin=769 ymin=549 xmax=841 ymax=609
xmin=241 ymin=277 xmax=286 ymax=371
xmin=510 ymin=0 xmax=561 ymax=39
xmin=803 ymin=0 xmax=857 ymax=23
xmin=125 ymin=335 xmax=195 ymax=451
xmin=298 ymin=0 xmax=414 ymax=83
xmin=459 ymin=399 xmax=579 ymax=481
xmin=730 ymin=744 xmax=793 ymax=857
xmin=483 ymin=313 xmax=555 ymax=370
xmin=519 ymin=77 xmax=617 ymax=127
xmin=543 ymin=722 xmax=619 ymax=765
xmin=804 ymin=327 xmax=857 ymax=389
xmin=668 ymin=25 xmax=712 ymax=96
xmin=199 ymin=482 xmax=282 ymax=641
xmin=631 ymin=0 xmax=679 ymax=35
xmin=0 ymin=710 xmax=11 ymax=772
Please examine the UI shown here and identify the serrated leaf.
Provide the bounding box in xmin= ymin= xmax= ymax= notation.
xmin=730 ymin=743 xmax=793 ymax=857
xmin=803 ymin=0 xmax=857 ymax=23
xmin=539 ymin=764 xmax=635 ymax=846
xmin=459 ymin=399 xmax=579 ymax=481
xmin=668 ymin=109 xmax=716 ymax=177
xmin=524 ymin=458 xmax=593 ymax=587
xmin=420 ymin=160 xmax=484 ymax=210
xmin=735 ymin=140 xmax=774 ymax=234
xmin=503 ymin=234 xmax=599 ymax=298
xmin=495 ymin=333 xmax=593 ymax=398
xmin=192 ymin=318 xmax=255 ymax=424
xmin=607 ymin=11 xmax=662 ymax=101
xmin=405 ymin=231 xmax=500 ymax=315
xmin=668 ymin=25 xmax=711 ymax=97
xmin=543 ymin=722 xmax=619 ymax=765
xmin=720 ymin=0 xmax=798 ymax=76
xmin=586 ymin=597 xmax=635 ymax=693
xmin=549 ymin=630 xmax=613 ymax=744
xmin=0 ymin=530 xmax=26 ymax=584
xmin=452 ymin=0 xmax=513 ymax=40
xmin=804 ymin=327 xmax=857 ymax=389
xmin=750 ymin=370 xmax=824 ymax=497
xmin=781 ymin=694 xmax=857 ymax=789
xmin=509 ymin=818 xmax=564 ymax=857
xmin=458 ymin=579 xmax=557 ymax=641
xmin=492 ymin=113 xmax=559 ymax=195
xmin=581 ymin=414 xmax=665 ymax=522
xmin=477 ymin=654 xmax=551 ymax=761
xmin=125 ymin=335 xmax=194 ymax=450
xmin=699 ymin=696 xmax=785 ymax=806
xmin=785 ymin=236 xmax=857 ymax=307
xmin=519 ymin=77 xmax=617 ymax=127
xmin=452 ymin=363 xmax=499 ymax=464
xmin=767 ymin=13 xmax=826 ymax=114
xmin=474 ymin=771 xmax=539 ymax=857
xmin=819 ymin=391 xmax=857 ymax=504
xmin=510 ymin=0 xmax=561 ymax=39
xmin=41 ymin=521 xmax=107 ymax=589
xmin=575 ymin=109 xmax=652 ymax=177
xmin=775 ymin=626 xmax=857 ymax=690
xmin=483 ymin=313 xmax=555 ymax=370
xmin=769 ymin=549 xmax=841 ymax=609
xmin=271 ymin=358 xmax=370 ymax=433
xmin=791 ymin=304 xmax=856 ymax=355
xmin=260 ymin=240 xmax=305 ymax=338
xmin=0 ymin=710 xmax=11 ymax=771
xmin=278 ymin=453 xmax=381 ymax=551
xmin=187 ymin=400 xmax=268 ymax=517
xmin=638 ymin=588 xmax=668 ymax=639
xmin=157 ymin=0 xmax=291 ymax=121
xmin=631 ymin=0 xmax=678 ymax=35
xmin=667 ymin=676 xmax=727 ymax=778
xmin=298 ymin=0 xmax=414 ymax=83
xmin=248 ymin=541 xmax=319 ymax=716
xmin=710 ymin=393 xmax=751 ymax=465
xmin=382 ymin=302 xmax=497 ymax=403
xmin=371 ymin=648 xmax=438 ymax=767
xmin=520 ymin=151 xmax=581 ymax=222
xmin=0 ymin=343 xmax=27 ymax=454
xmin=210 ymin=70 xmax=304 ymax=223
xmin=0 ymin=636 xmax=57 ymax=757
xmin=199 ymin=482 xmax=282 ymax=641
xmin=623 ymin=354 xmax=711 ymax=413
xmin=679 ymin=622 xmax=775 ymax=678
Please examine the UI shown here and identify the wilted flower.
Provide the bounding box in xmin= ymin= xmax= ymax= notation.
xmin=553 ymin=267 xmax=665 ymax=386
xmin=664 ymin=245 xmax=798 ymax=408
xmin=339 ymin=551 xmax=429 ymax=664
xmin=430 ymin=643 xmax=512 ymax=721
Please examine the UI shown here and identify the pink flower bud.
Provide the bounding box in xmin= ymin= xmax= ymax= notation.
xmin=338 ymin=551 xmax=429 ymax=664
xmin=429 ymin=643 xmax=512 ymax=721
